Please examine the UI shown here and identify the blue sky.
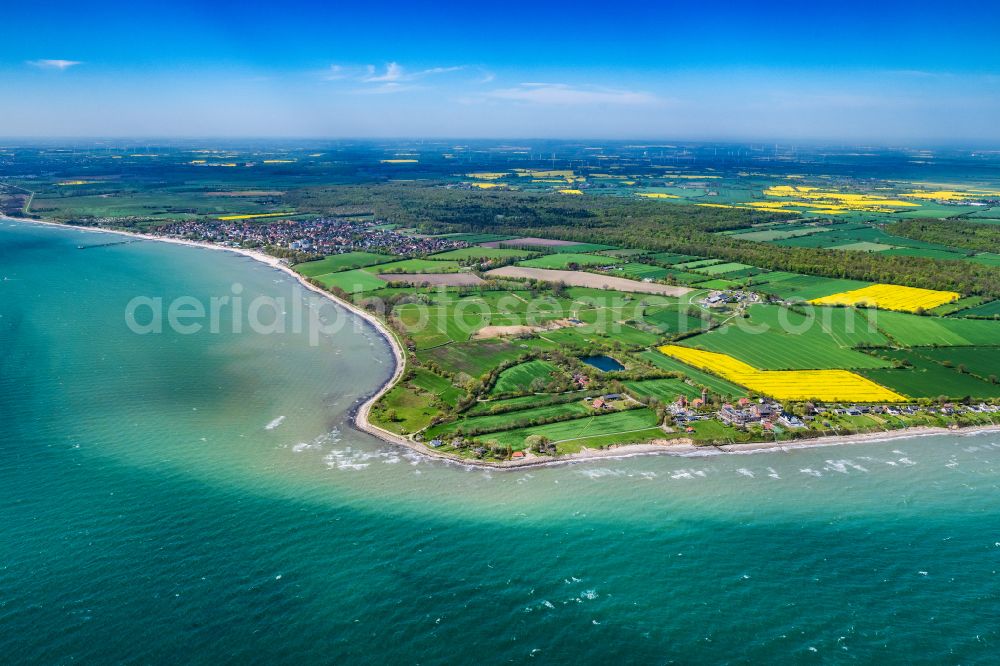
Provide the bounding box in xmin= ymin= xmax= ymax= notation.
xmin=3 ymin=0 xmax=1000 ymax=141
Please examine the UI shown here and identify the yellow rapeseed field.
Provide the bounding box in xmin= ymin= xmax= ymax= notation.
xmin=659 ymin=345 xmax=906 ymax=402
xmin=902 ymin=189 xmax=1000 ymax=201
xmin=810 ymin=284 xmax=959 ymax=312
xmin=515 ymin=169 xmax=575 ymax=178
xmin=55 ymin=180 xmax=93 ymax=186
xmin=558 ymin=189 xmax=584 ymax=195
xmin=466 ymin=172 xmax=508 ymax=180
xmin=637 ymin=192 xmax=679 ymax=199
xmin=471 ymin=182 xmax=504 ymax=189
xmin=763 ymin=185 xmax=920 ymax=213
xmin=217 ymin=212 xmax=293 ymax=221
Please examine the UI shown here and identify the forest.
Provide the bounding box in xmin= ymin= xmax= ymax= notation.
xmin=888 ymin=218 xmax=1000 ymax=254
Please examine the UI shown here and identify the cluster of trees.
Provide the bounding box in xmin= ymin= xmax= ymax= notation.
xmin=888 ymin=219 xmax=1000 ymax=254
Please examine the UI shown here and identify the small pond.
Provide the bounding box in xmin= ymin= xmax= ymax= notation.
xmin=580 ymin=355 xmax=625 ymax=372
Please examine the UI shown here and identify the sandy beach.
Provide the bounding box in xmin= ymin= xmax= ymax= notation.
xmin=9 ymin=216 xmax=1000 ymax=470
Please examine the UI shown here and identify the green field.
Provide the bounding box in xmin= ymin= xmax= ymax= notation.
xmin=426 ymin=247 xmax=538 ymax=261
xmin=860 ymin=350 xmax=998 ymax=399
xmin=30 ymin=190 xmax=297 ymax=221
xmin=553 ymin=427 xmax=672 ymax=452
xmin=874 ymin=311 xmax=1000 ymax=346
xmin=517 ymin=253 xmax=613 ymax=269
xmin=491 ymin=360 xmax=564 ymax=394
xmin=648 ymin=253 xmax=700 ymax=265
xmin=540 ymin=321 xmax=660 ymax=347
xmin=477 ymin=408 xmax=661 ymax=450
xmin=537 ymin=243 xmax=618 ymax=254
xmin=295 ymin=252 xmax=396 ymax=277
xmin=625 ymin=378 xmax=703 ymax=402
xmin=426 ymin=401 xmax=593 ymax=440
xmin=393 ymin=301 xmax=495 ymax=349
xmin=882 ymin=247 xmax=971 ymax=261
xmin=754 ymin=275 xmax=873 ymax=301
xmin=370 ymin=258 xmax=461 ymax=273
xmin=598 ymin=248 xmax=650 ymax=258
xmin=680 ymin=319 xmax=891 ymax=370
xmin=958 ymin=299 xmax=1000 ymax=318
xmin=464 ymin=391 xmax=590 ymax=416
xmin=749 ymin=304 xmax=888 ymax=347
xmin=911 ymin=347 xmax=1000 ymax=383
xmin=409 ymin=369 xmax=465 ymax=407
xmin=369 ymin=383 xmax=438 ymax=434
xmin=967 ymin=253 xmax=1000 ymax=267
xmin=692 ymin=278 xmax=741 ymax=290
xmin=418 ymin=339 xmax=556 ymax=379
xmin=751 ymin=271 xmax=803 ymax=284
xmin=315 ymin=269 xmax=387 ymax=293
xmin=674 ymin=258 xmax=722 ymax=270
xmin=642 ymin=305 xmax=709 ymax=336
xmin=932 ymin=296 xmax=987 ymax=316
xmin=729 ymin=225 xmax=829 ymax=242
xmin=606 ymin=263 xmax=670 ymax=280
xmin=830 ymin=241 xmax=897 ymax=252
xmin=693 ymin=261 xmax=755 ymax=275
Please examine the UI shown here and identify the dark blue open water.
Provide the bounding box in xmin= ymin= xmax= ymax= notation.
xmin=580 ymin=355 xmax=625 ymax=372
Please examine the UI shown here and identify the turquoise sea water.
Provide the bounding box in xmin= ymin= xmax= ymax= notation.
xmin=2 ymin=219 xmax=1000 ymax=663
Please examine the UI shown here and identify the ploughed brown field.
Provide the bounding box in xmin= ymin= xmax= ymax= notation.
xmin=484 ymin=266 xmax=692 ymax=296
xmin=377 ymin=273 xmax=486 ymax=286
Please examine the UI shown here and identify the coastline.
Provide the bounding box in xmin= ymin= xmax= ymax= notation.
xmin=7 ymin=216 xmax=999 ymax=469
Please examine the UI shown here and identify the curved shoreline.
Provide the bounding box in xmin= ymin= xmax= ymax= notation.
xmin=7 ymin=216 xmax=1000 ymax=469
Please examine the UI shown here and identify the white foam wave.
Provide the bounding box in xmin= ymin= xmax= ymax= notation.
xmin=289 ymin=428 xmax=341 ymax=453
xmin=823 ymin=459 xmax=869 ymax=475
xmin=265 ymin=415 xmax=286 ymax=430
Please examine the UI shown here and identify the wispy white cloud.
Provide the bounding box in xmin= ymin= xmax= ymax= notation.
xmin=363 ymin=62 xmax=404 ymax=83
xmin=482 ymin=83 xmax=658 ymax=105
xmin=27 ymin=59 xmax=82 ymax=71
xmin=418 ymin=66 xmax=464 ymax=77
xmin=326 ymin=62 xmax=469 ymax=89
